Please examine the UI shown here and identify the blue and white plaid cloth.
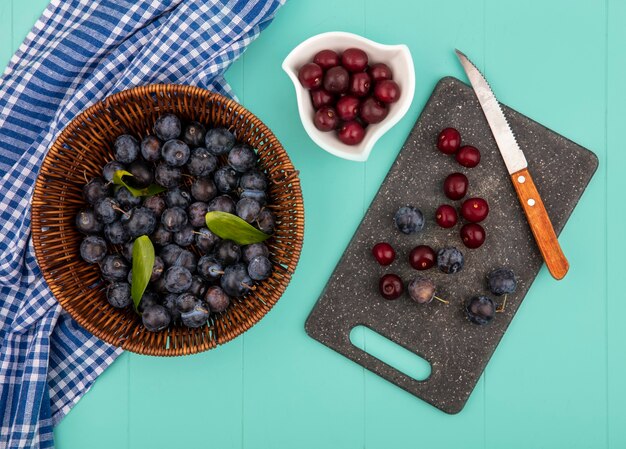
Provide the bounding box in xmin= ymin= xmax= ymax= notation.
xmin=0 ymin=0 xmax=284 ymax=447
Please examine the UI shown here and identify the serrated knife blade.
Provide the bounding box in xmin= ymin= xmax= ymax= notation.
xmin=455 ymin=50 xmax=527 ymax=174
xmin=455 ymin=49 xmax=569 ymax=280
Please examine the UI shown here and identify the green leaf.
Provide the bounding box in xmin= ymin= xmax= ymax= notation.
xmin=131 ymin=235 xmax=155 ymax=312
xmin=112 ymin=169 xmax=166 ymax=197
xmin=112 ymin=170 xmax=139 ymax=195
xmin=205 ymin=211 xmax=271 ymax=245
xmin=142 ymin=183 xmax=168 ymax=197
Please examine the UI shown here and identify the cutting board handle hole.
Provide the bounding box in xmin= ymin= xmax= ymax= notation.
xmin=349 ymin=326 xmax=431 ymax=381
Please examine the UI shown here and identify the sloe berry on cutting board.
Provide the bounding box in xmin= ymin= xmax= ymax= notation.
xmin=436 ymin=247 xmax=464 ymax=274
xmin=393 ymin=206 xmax=424 ymax=234
xmin=486 ymin=269 xmax=517 ymax=296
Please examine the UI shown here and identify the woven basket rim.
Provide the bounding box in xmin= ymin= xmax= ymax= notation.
xmin=31 ymin=83 xmax=304 ymax=356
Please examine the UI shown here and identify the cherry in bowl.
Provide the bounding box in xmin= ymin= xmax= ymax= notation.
xmin=374 ymin=80 xmax=400 ymax=103
xmin=298 ymin=63 xmax=323 ymax=89
xmin=323 ymin=66 xmax=350 ymax=94
xmin=338 ymin=121 xmax=366 ymax=145
xmin=369 ymin=63 xmax=392 ymax=82
xmin=290 ymin=40 xmax=407 ymax=150
xmin=349 ymin=72 xmax=372 ymax=97
xmin=311 ymin=89 xmax=334 ymax=109
xmin=360 ymin=97 xmax=388 ymax=124
xmin=313 ymin=107 xmax=339 ymax=131
xmin=336 ymin=96 xmax=360 ymax=121
xmin=313 ymin=49 xmax=339 ymax=70
xmin=342 ymin=48 xmax=368 ymax=72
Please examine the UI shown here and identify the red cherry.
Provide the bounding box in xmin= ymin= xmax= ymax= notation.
xmin=360 ymin=97 xmax=388 ymax=124
xmin=313 ymin=49 xmax=339 ymax=70
xmin=313 ymin=107 xmax=339 ymax=131
xmin=372 ymin=242 xmax=395 ymax=265
xmin=379 ymin=273 xmax=404 ymax=300
xmin=349 ymin=72 xmax=372 ymax=97
xmin=409 ymin=245 xmax=436 ymax=270
xmin=323 ymin=66 xmax=350 ymax=94
xmin=337 ymin=121 xmax=365 ymax=145
xmin=310 ymin=89 xmax=334 ymax=109
xmin=456 ymin=145 xmax=481 ymax=168
xmin=369 ymin=63 xmax=392 ymax=82
xmin=437 ymin=127 xmax=461 ymax=154
xmin=374 ymin=80 xmax=400 ymax=103
xmin=460 ymin=223 xmax=486 ymax=249
xmin=342 ymin=48 xmax=368 ymax=72
xmin=461 ymin=197 xmax=489 ymax=222
xmin=435 ymin=204 xmax=458 ymax=228
xmin=443 ymin=173 xmax=469 ymax=200
xmin=336 ymin=96 xmax=360 ymax=121
xmin=298 ymin=63 xmax=323 ymax=89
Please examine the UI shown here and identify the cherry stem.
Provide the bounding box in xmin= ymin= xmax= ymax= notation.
xmin=242 ymin=282 xmax=255 ymax=290
xmin=496 ymin=295 xmax=508 ymax=313
xmin=434 ymin=296 xmax=449 ymax=304
xmin=83 ymin=170 xmax=89 ymax=183
xmin=192 ymin=231 xmax=207 ymax=236
xmin=112 ymin=205 xmax=130 ymax=218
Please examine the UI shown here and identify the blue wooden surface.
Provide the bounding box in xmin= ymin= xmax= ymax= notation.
xmin=1 ymin=0 xmax=624 ymax=447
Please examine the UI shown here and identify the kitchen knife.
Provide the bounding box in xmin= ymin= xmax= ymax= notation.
xmin=455 ymin=49 xmax=569 ymax=280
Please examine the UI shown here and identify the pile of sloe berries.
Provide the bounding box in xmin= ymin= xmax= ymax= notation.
xmin=77 ymin=114 xmax=275 ymax=332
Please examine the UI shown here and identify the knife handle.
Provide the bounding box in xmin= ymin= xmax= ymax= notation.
xmin=510 ymin=168 xmax=569 ymax=280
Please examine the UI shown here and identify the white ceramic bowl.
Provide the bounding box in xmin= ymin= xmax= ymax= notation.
xmin=283 ymin=32 xmax=415 ymax=162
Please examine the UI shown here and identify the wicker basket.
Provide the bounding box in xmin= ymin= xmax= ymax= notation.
xmin=31 ymin=84 xmax=304 ymax=356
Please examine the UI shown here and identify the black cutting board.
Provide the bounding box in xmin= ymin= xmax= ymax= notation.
xmin=305 ymin=77 xmax=598 ymax=414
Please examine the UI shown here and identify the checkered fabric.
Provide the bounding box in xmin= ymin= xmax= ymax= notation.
xmin=0 ymin=0 xmax=284 ymax=447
